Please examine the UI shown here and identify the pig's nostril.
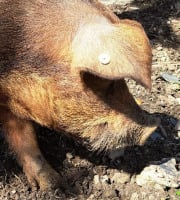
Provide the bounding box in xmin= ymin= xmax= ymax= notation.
xmin=98 ymin=53 xmax=111 ymax=65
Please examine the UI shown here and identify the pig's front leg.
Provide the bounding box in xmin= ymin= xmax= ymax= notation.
xmin=2 ymin=110 xmax=60 ymax=190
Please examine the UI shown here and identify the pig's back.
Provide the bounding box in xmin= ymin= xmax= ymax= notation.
xmin=0 ymin=0 xmax=110 ymax=74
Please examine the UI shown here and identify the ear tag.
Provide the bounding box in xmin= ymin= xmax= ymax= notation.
xmin=98 ymin=53 xmax=111 ymax=65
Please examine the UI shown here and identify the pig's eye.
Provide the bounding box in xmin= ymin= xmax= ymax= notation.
xmin=98 ymin=53 xmax=111 ymax=65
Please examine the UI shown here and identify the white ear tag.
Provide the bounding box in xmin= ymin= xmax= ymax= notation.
xmin=98 ymin=53 xmax=111 ymax=65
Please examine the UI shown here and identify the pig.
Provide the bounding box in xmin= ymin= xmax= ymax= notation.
xmin=0 ymin=0 xmax=159 ymax=190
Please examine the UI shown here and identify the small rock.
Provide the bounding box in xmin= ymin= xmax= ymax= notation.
xmin=11 ymin=190 xmax=17 ymax=195
xmin=176 ymin=98 xmax=180 ymax=105
xmin=168 ymin=95 xmax=177 ymax=103
xmin=157 ymin=46 xmax=163 ymax=51
xmin=178 ymin=131 xmax=180 ymax=138
xmin=93 ymin=175 xmax=109 ymax=185
xmin=111 ymin=172 xmax=131 ymax=184
xmin=136 ymin=158 xmax=180 ymax=188
xmin=66 ymin=152 xmax=74 ymax=160
xmin=161 ymin=73 xmax=180 ymax=84
xmin=101 ymin=175 xmax=109 ymax=184
xmin=93 ymin=175 xmax=100 ymax=185
xmin=87 ymin=194 xmax=95 ymax=200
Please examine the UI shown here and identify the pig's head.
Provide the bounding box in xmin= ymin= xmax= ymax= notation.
xmin=63 ymin=19 xmax=160 ymax=152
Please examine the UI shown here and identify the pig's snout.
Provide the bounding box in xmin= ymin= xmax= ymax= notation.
xmin=82 ymin=112 xmax=160 ymax=152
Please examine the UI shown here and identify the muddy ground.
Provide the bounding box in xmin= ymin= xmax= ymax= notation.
xmin=0 ymin=0 xmax=179 ymax=199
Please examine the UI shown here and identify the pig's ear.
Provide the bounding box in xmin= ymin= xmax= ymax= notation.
xmin=71 ymin=20 xmax=152 ymax=89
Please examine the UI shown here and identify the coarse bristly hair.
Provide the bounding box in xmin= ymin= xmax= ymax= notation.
xmin=0 ymin=0 xmax=160 ymax=190
xmin=81 ymin=110 xmax=159 ymax=153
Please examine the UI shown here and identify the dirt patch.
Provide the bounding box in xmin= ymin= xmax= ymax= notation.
xmin=0 ymin=0 xmax=179 ymax=199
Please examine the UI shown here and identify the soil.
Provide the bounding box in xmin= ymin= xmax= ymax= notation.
xmin=0 ymin=0 xmax=179 ymax=199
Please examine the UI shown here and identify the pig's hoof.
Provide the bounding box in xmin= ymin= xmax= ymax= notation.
xmin=25 ymin=164 xmax=61 ymax=190
xmin=37 ymin=168 xmax=61 ymax=190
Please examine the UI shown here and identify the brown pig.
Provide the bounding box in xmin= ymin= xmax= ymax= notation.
xmin=0 ymin=0 xmax=159 ymax=190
